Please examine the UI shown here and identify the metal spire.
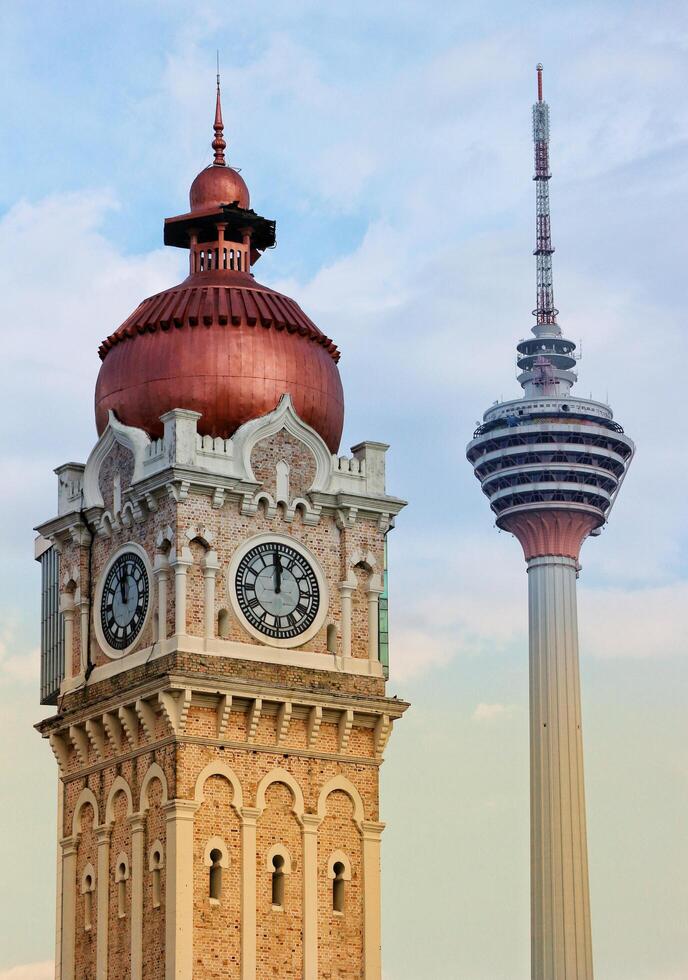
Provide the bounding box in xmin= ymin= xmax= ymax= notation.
xmin=212 ymin=53 xmax=227 ymax=166
xmin=532 ymin=63 xmax=558 ymax=326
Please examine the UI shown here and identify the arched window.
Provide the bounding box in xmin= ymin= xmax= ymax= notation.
xmin=327 ymin=623 xmax=337 ymax=653
xmin=115 ymin=854 xmax=129 ymax=919
xmin=266 ymin=846 xmax=291 ymax=910
xmin=204 ymin=838 xmax=229 ymax=905
xmin=81 ymin=865 xmax=95 ymax=932
xmin=327 ymin=851 xmax=351 ymax=916
xmin=332 ymin=862 xmax=345 ymax=913
xmin=148 ymin=842 xmax=164 ymax=910
xmin=271 ymin=855 xmax=285 ymax=908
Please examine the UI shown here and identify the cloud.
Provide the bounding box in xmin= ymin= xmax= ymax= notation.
xmin=0 ymin=964 xmax=53 ymax=980
xmin=472 ymin=702 xmax=516 ymax=722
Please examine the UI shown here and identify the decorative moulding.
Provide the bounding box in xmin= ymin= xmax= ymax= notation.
xmin=82 ymin=411 xmax=151 ymax=509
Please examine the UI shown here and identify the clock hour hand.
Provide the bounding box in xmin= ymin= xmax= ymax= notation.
xmin=273 ymin=549 xmax=282 ymax=594
xmin=118 ymin=566 xmax=126 ymax=603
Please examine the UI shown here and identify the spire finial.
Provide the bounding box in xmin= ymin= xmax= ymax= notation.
xmin=212 ymin=53 xmax=226 ymax=166
xmin=532 ymin=63 xmax=558 ymax=326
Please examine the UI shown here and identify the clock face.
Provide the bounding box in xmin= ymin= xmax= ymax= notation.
xmin=235 ymin=541 xmax=320 ymax=641
xmin=100 ymin=551 xmax=150 ymax=651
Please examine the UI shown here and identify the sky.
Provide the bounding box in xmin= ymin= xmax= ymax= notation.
xmin=1 ymin=1 xmax=687 ymax=977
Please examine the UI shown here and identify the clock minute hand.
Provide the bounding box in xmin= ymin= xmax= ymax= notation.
xmin=273 ymin=549 xmax=282 ymax=594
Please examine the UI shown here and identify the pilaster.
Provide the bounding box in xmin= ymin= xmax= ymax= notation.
xmin=300 ymin=813 xmax=322 ymax=980
xmin=128 ymin=814 xmax=145 ymax=980
xmin=170 ymin=548 xmax=193 ymax=639
xmin=240 ymin=806 xmax=261 ymax=980
xmin=361 ymin=820 xmax=385 ymax=980
xmin=163 ymin=799 xmax=199 ymax=980
xmin=95 ymin=824 xmax=112 ymax=980
xmin=59 ymin=835 xmax=79 ymax=980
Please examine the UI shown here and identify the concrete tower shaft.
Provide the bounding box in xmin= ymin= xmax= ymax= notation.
xmin=466 ymin=65 xmax=634 ymax=980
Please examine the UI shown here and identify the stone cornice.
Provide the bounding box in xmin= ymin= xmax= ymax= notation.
xmin=36 ymin=671 xmax=409 ymax=780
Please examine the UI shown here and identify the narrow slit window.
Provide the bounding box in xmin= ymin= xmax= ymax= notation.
xmin=332 ymin=861 xmax=345 ymax=913
xmin=117 ymin=864 xmax=127 ymax=918
xmin=83 ymin=873 xmax=94 ymax=931
xmin=209 ymin=848 xmax=223 ymax=902
xmin=271 ymin=854 xmax=285 ymax=908
xmin=149 ymin=844 xmax=163 ymax=910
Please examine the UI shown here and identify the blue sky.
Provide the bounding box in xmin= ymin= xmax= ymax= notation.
xmin=1 ymin=2 xmax=687 ymax=977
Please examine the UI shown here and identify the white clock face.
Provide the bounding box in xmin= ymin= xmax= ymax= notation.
xmin=235 ymin=540 xmax=320 ymax=641
xmin=100 ymin=551 xmax=150 ymax=651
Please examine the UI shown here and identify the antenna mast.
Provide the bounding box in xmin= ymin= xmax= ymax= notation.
xmin=533 ymin=63 xmax=558 ymax=326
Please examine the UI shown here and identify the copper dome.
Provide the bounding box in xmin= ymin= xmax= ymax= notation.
xmin=95 ymin=271 xmax=344 ymax=452
xmin=95 ymin=79 xmax=344 ymax=453
xmin=189 ymin=165 xmax=250 ymax=211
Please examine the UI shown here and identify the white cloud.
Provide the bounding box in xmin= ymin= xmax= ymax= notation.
xmin=472 ymin=702 xmax=516 ymax=722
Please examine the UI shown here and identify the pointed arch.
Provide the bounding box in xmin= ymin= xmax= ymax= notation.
xmin=82 ymin=411 xmax=150 ymax=508
xmin=316 ymin=775 xmax=365 ymax=825
xmin=105 ymin=775 xmax=134 ymax=825
xmin=255 ymin=767 xmax=305 ymax=817
xmin=193 ymin=760 xmax=243 ymax=814
xmin=72 ymin=786 xmax=100 ymax=836
xmin=139 ymin=762 xmax=169 ymax=812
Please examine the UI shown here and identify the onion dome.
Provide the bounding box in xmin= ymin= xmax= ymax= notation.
xmin=95 ymin=78 xmax=344 ymax=452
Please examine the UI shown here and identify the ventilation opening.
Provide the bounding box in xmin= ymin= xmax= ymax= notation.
xmin=332 ymin=861 xmax=345 ymax=913
xmin=326 ymin=623 xmax=337 ymax=654
xmin=271 ymin=854 xmax=285 ymax=908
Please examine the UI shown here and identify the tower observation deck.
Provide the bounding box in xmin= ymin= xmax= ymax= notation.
xmin=466 ymin=66 xmax=634 ymax=980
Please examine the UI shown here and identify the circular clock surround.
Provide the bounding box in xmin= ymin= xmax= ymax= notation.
xmin=228 ymin=534 xmax=329 ymax=649
xmin=95 ymin=543 xmax=153 ymax=659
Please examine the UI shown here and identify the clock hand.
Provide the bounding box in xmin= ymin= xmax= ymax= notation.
xmin=118 ymin=566 xmax=126 ymax=603
xmin=273 ymin=549 xmax=282 ymax=594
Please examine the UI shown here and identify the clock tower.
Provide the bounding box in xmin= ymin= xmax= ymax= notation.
xmin=35 ymin=80 xmax=408 ymax=980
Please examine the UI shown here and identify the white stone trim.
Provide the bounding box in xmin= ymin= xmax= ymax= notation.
xmin=105 ymin=775 xmax=134 ymax=825
xmin=59 ymin=633 xmax=382 ymax=694
xmin=326 ymin=850 xmax=352 ymax=881
xmin=255 ymin=767 xmax=305 ymax=816
xmin=148 ymin=840 xmax=164 ymax=871
xmin=140 ymin=763 xmax=169 ymax=811
xmin=93 ymin=542 xmax=154 ymax=660
xmin=203 ymin=836 xmax=230 ymax=868
xmin=265 ymin=843 xmax=292 ymax=875
xmin=72 ymin=787 xmax=100 ymax=836
xmin=316 ymin=775 xmax=365 ymax=825
xmin=227 ymin=532 xmax=330 ymax=650
xmin=194 ymin=760 xmax=244 ymax=813
xmin=234 ymin=394 xmax=332 ymax=493
xmin=82 ymin=411 xmax=151 ymax=509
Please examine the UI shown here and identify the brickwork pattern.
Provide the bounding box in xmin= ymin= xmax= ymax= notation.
xmin=256 ymin=782 xmax=304 ymax=978
xmin=318 ymin=791 xmax=364 ymax=980
xmin=142 ymin=777 xmax=166 ymax=980
xmin=193 ymin=775 xmax=242 ymax=977
xmin=250 ymin=430 xmax=317 ymax=499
